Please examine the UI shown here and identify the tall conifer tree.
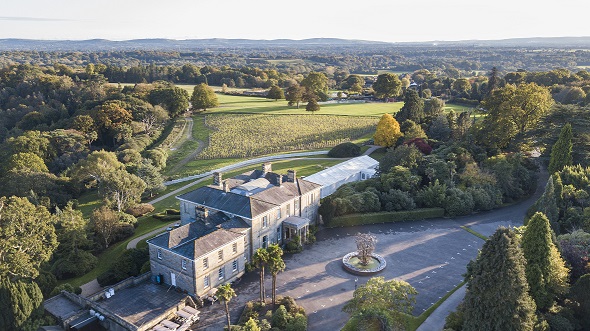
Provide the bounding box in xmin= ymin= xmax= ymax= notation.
xmin=463 ymin=227 xmax=536 ymax=331
xmin=548 ymin=123 xmax=573 ymax=174
xmin=522 ymin=212 xmax=569 ymax=310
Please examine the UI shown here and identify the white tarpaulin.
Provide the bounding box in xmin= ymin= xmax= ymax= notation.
xmin=304 ymin=155 xmax=379 ymax=198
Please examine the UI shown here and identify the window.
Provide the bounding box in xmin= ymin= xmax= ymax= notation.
xmin=218 ymin=267 xmax=225 ymax=280
xmin=277 ymin=227 xmax=281 ymax=242
xmin=203 ymin=257 xmax=209 ymax=269
xmin=182 ymin=259 xmax=187 ymax=270
xmin=361 ymin=173 xmax=366 ymax=180
xmin=232 ymin=242 xmax=237 ymax=254
xmin=310 ymin=193 xmax=315 ymax=204
xmin=262 ymin=215 xmax=268 ymax=228
xmin=287 ymin=204 xmax=291 ymax=216
xmin=218 ymin=250 xmax=223 ymax=261
xmin=157 ymin=249 xmax=162 ymax=259
xmin=232 ymin=260 xmax=238 ymax=272
xmin=204 ymin=275 xmax=210 ymax=288
xmin=276 ymin=208 xmax=281 ymax=220
xmin=294 ymin=200 xmax=299 ymax=216
xmin=262 ymin=235 xmax=268 ymax=249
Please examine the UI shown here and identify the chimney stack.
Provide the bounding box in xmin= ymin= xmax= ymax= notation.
xmin=287 ymin=169 xmax=296 ymax=182
xmin=274 ymin=173 xmax=283 ymax=187
xmin=213 ymin=172 xmax=223 ymax=187
xmin=222 ymin=180 xmax=230 ymax=192
xmin=262 ymin=162 xmax=272 ymax=177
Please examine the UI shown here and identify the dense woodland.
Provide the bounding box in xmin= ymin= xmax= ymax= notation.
xmin=1 ymin=42 xmax=590 ymax=330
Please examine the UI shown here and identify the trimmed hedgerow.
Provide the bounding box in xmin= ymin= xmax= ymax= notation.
xmin=326 ymin=208 xmax=444 ymax=228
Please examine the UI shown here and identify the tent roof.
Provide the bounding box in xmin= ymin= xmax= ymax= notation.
xmin=304 ymin=155 xmax=379 ymax=187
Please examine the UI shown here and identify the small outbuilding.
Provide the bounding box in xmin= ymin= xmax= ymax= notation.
xmin=304 ymin=155 xmax=379 ymax=198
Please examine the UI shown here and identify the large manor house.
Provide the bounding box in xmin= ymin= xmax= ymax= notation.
xmin=147 ymin=162 xmax=323 ymax=297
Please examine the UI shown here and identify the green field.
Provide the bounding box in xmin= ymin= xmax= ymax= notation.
xmin=199 ymin=114 xmax=378 ymax=159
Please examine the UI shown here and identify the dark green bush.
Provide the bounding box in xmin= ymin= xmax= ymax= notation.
xmin=97 ymin=248 xmax=149 ymax=286
xmin=444 ymin=188 xmax=474 ymax=216
xmin=328 ymin=142 xmax=361 ymax=158
xmin=326 ymin=208 xmax=444 ymax=228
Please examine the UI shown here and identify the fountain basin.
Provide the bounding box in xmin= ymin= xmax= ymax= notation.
xmin=342 ymin=252 xmax=387 ymax=276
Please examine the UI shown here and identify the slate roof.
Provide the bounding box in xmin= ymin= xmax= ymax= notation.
xmin=148 ymin=213 xmax=249 ymax=259
xmin=178 ymin=186 xmax=253 ymax=219
xmin=179 ymin=175 xmax=321 ymax=218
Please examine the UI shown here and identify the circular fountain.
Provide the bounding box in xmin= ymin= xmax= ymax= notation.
xmin=342 ymin=233 xmax=387 ymax=276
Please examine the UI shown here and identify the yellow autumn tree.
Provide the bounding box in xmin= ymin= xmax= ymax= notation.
xmin=374 ymin=113 xmax=402 ymax=147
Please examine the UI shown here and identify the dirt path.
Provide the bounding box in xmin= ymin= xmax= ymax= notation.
xmin=167 ymin=117 xmax=207 ymax=174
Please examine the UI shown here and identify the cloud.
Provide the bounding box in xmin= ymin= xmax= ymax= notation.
xmin=0 ymin=16 xmax=71 ymax=22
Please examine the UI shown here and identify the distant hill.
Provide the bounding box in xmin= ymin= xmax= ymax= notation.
xmin=0 ymin=36 xmax=589 ymax=51
xmin=0 ymin=38 xmax=390 ymax=51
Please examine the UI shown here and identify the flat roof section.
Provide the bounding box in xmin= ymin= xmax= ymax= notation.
xmin=95 ymin=282 xmax=188 ymax=328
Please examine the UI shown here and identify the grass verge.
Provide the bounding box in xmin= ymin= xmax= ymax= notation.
xmin=460 ymin=226 xmax=488 ymax=241
xmin=326 ymin=208 xmax=445 ymax=228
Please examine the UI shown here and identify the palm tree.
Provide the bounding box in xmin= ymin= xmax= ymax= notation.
xmin=267 ymin=244 xmax=286 ymax=307
xmin=216 ymin=283 xmax=236 ymax=330
xmin=252 ymin=247 xmax=270 ymax=303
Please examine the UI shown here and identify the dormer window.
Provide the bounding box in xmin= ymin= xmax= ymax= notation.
xmin=157 ymin=249 xmax=162 ymax=259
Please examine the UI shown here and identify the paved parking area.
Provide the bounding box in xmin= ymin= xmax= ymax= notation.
xmin=278 ymin=220 xmax=484 ymax=330
xmin=197 ymin=219 xmax=485 ymax=330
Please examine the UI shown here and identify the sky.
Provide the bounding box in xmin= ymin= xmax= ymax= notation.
xmin=1 ymin=0 xmax=589 ymax=42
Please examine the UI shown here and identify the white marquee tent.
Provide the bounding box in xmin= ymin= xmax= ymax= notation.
xmin=304 ymin=155 xmax=379 ymax=198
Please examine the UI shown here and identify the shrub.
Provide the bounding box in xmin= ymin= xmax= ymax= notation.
xmin=112 ymin=223 xmax=135 ymax=242
xmin=380 ymin=189 xmax=416 ymax=211
xmin=444 ymin=188 xmax=475 ymax=216
xmin=272 ymin=305 xmax=289 ymax=329
xmin=285 ymin=313 xmax=307 ymax=331
xmin=326 ymin=208 xmax=445 ymax=228
xmin=417 ymin=180 xmax=447 ymax=208
xmin=166 ymin=208 xmax=180 ymax=215
xmin=328 ymin=142 xmax=361 ymax=158
xmin=118 ymin=212 xmax=138 ymax=227
xmin=467 ymin=187 xmax=500 ymax=211
xmin=35 ymin=270 xmax=57 ymax=298
xmin=284 ymin=236 xmax=303 ymax=253
xmin=126 ymin=203 xmax=155 ymax=217
xmin=97 ymin=248 xmax=149 ymax=286
xmin=51 ymin=250 xmax=98 ymax=279
xmin=50 ymin=283 xmax=82 ymax=296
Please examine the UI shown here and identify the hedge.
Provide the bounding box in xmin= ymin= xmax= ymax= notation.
xmin=326 ymin=208 xmax=445 ymax=228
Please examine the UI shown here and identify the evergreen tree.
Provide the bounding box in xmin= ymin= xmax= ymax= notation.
xmin=243 ymin=317 xmax=261 ymax=331
xmin=0 ymin=276 xmax=44 ymax=331
xmin=522 ymin=212 xmax=569 ymax=310
xmin=487 ymin=67 xmax=500 ymax=96
xmin=548 ymin=123 xmax=573 ymax=174
xmin=527 ymin=176 xmax=560 ymax=233
xmin=463 ymin=227 xmax=537 ymax=331
xmin=374 ymin=113 xmax=402 ymax=147
xmin=570 ymin=274 xmax=590 ymax=330
xmin=396 ymin=89 xmax=424 ymax=124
